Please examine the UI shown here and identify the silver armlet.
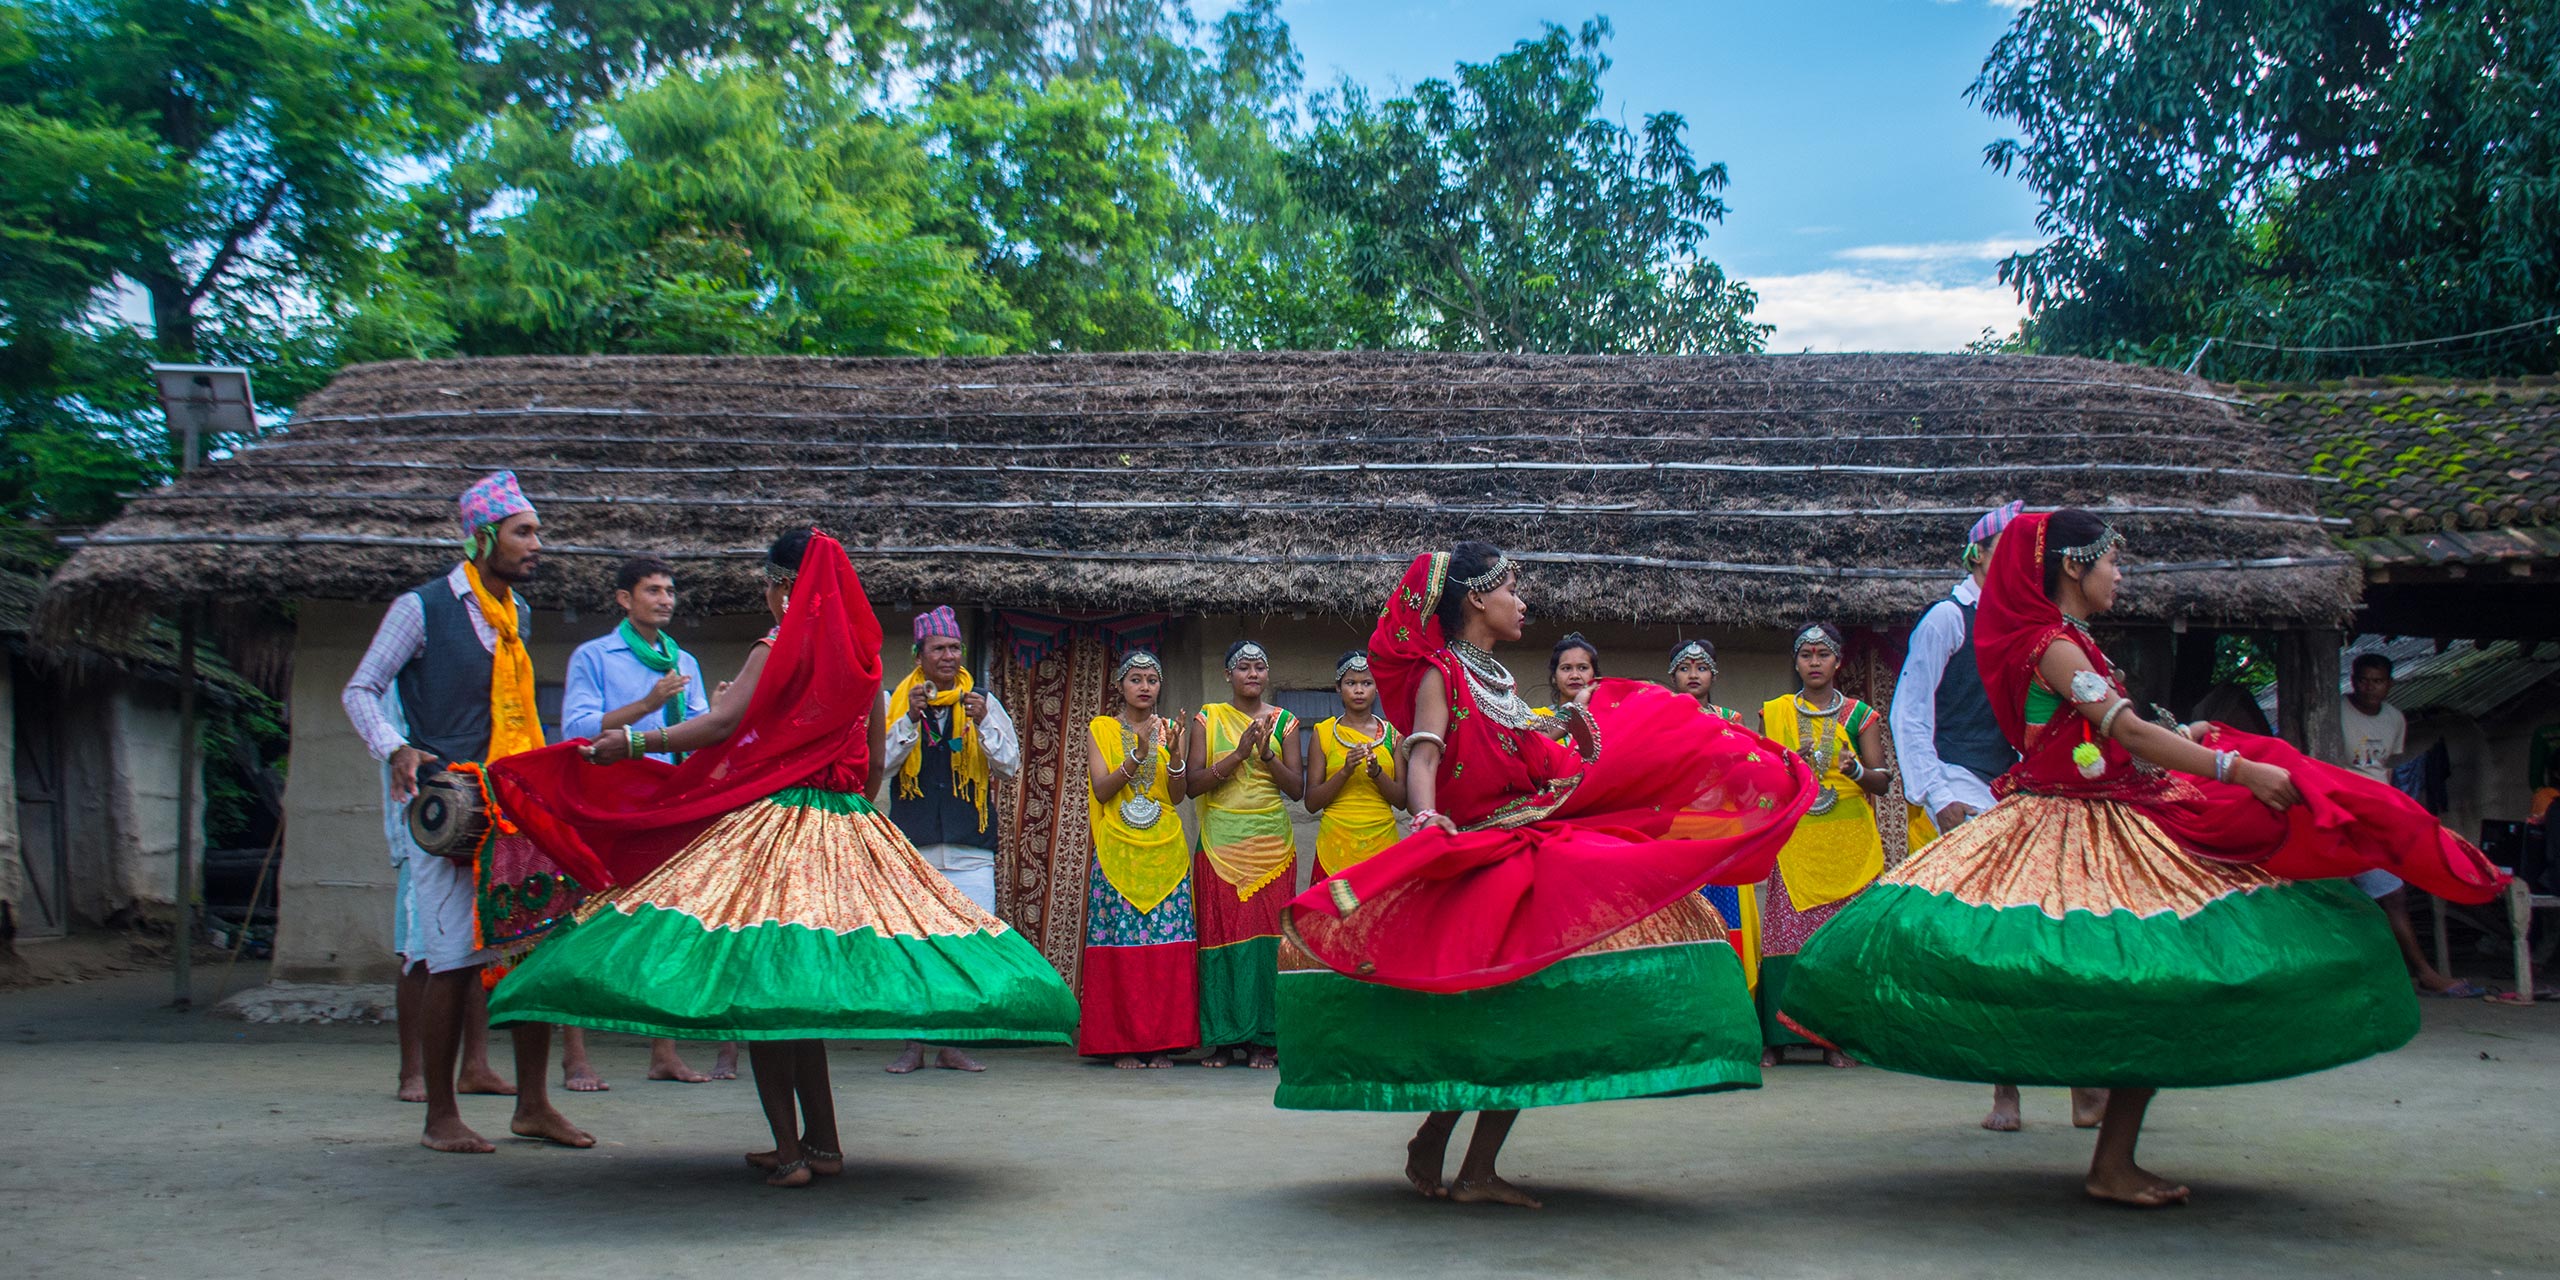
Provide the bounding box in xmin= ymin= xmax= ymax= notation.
xmin=2096 ymin=699 xmax=2132 ymax=739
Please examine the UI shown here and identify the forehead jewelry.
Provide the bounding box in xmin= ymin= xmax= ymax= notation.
xmin=1668 ymin=641 xmax=1716 ymax=676
xmin=1455 ymin=554 xmax=1515 ymax=594
xmin=1114 ymin=651 xmax=1162 ymax=683
xmin=1227 ymin=642 xmax=1270 ymax=671
xmin=1336 ymin=653 xmax=1370 ymax=678
xmin=1793 ymin=625 xmax=1837 ymax=654
xmin=2056 ymin=525 xmax=2123 ymax=565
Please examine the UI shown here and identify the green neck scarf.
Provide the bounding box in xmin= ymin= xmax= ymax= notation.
xmin=618 ymin=619 xmax=689 ymax=729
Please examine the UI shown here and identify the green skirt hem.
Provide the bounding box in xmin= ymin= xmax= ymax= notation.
xmin=1782 ymin=878 xmax=2417 ymax=1089
xmin=1273 ymin=1057 xmax=1758 ymax=1113
xmin=484 ymin=1007 xmax=1070 ymax=1045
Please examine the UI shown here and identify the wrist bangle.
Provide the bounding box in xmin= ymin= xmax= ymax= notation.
xmin=2096 ymin=698 xmax=2132 ymax=739
xmin=1412 ymin=808 xmax=1444 ymax=826
xmin=2214 ymin=749 xmax=2238 ymax=782
xmin=624 ymin=726 xmax=643 ymax=758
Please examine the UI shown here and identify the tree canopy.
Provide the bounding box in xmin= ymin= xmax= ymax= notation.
xmin=1975 ymin=0 xmax=2560 ymax=378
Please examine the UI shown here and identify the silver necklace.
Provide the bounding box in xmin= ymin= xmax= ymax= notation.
xmin=1793 ymin=691 xmax=1848 ymax=816
xmin=1115 ymin=717 xmax=1164 ymax=829
xmin=1450 ymin=639 xmax=1535 ymax=730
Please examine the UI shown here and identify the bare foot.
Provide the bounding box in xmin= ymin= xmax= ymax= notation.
xmin=710 ymin=1046 xmax=740 ymax=1080
xmin=886 ymin=1043 xmax=929 ymax=1075
xmin=1405 ymin=1132 xmax=1451 ymax=1198
xmin=1201 ymin=1048 xmax=1232 ymax=1068
xmin=421 ymin=1116 xmax=496 ymax=1154
xmin=1143 ymin=1054 xmax=1174 ymax=1069
xmin=1984 ymin=1084 xmax=2023 ymax=1132
xmin=1113 ymin=1056 xmax=1144 ymax=1070
xmin=648 ymin=1059 xmax=710 ymax=1084
xmin=509 ymin=1106 xmax=597 ymax=1148
xmin=766 ymin=1160 xmax=813 ymax=1188
xmin=749 ymin=1144 xmax=842 ymax=1176
xmin=2085 ymin=1164 xmax=2190 ymax=1208
xmin=1760 ymin=1047 xmax=1782 ymax=1068
xmin=397 ymin=1075 xmax=427 ymax=1104
xmin=2071 ymin=1087 xmax=2111 ymax=1129
xmin=1824 ymin=1049 xmax=1856 ymax=1069
xmin=1450 ymin=1176 xmax=1543 ymax=1209
xmin=936 ymin=1048 xmax=987 ymax=1072
xmin=456 ymin=1068 xmax=517 ymax=1096
xmin=562 ymin=1063 xmax=609 ymax=1092
xmin=1246 ymin=1048 xmax=1277 ymax=1070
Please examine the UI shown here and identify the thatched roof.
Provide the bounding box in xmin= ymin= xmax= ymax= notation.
xmin=2238 ymin=375 xmax=2560 ymax=572
xmin=44 ymin=352 xmax=2359 ymax=645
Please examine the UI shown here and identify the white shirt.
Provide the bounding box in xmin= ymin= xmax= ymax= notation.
xmin=1893 ymin=577 xmax=1999 ymax=818
xmin=340 ymin=565 xmax=513 ymax=762
xmin=2340 ymin=699 xmax=2407 ymax=783
xmin=878 ymin=682 xmax=1023 ymax=860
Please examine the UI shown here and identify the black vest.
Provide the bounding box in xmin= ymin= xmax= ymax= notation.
xmin=392 ymin=574 xmax=529 ymax=785
xmin=1932 ymin=599 xmax=2020 ymax=782
xmin=888 ymin=706 xmax=993 ymax=848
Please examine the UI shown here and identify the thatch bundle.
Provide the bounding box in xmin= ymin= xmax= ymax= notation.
xmin=43 ymin=351 xmax=2359 ymax=645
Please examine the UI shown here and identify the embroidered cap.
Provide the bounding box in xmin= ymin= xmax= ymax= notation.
xmin=913 ymin=606 xmax=963 ymax=645
xmin=459 ymin=471 xmax=535 ymax=538
xmin=1968 ymin=500 xmax=2024 ymax=548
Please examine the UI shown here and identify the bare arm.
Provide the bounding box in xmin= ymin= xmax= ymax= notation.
xmin=1303 ymin=734 xmax=1355 ymax=812
xmin=1852 ymin=714 xmax=1893 ymax=796
xmin=591 ymin=644 xmax=769 ymax=762
xmin=1269 ymin=716 xmax=1307 ymax=802
xmin=866 ymin=704 xmax=888 ymax=797
xmin=1091 ymin=718 xmax=1159 ymax=804
xmin=2041 ymin=640 xmax=2299 ymax=811
xmin=1405 ymin=670 xmax=1455 ymax=832
xmin=1373 ymin=741 xmax=1411 ymax=808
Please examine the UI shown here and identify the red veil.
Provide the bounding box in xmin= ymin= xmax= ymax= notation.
xmin=489 ymin=531 xmax=885 ymax=889
xmin=1976 ymin=512 xmax=2502 ymax=903
xmin=1284 ymin=552 xmax=1818 ymax=993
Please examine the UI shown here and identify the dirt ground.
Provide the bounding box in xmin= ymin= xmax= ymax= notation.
xmin=1 ymin=965 xmax=2553 ymax=1280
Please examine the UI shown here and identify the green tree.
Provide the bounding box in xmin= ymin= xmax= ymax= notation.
xmin=1975 ymin=0 xmax=2560 ymax=377
xmin=926 ymin=74 xmax=1188 ymax=351
xmin=1286 ymin=19 xmax=1766 ymax=355
xmin=0 ymin=0 xmax=472 ymax=521
xmin=385 ymin=68 xmax=1016 ymax=358
xmin=451 ymin=0 xmax=913 ymax=120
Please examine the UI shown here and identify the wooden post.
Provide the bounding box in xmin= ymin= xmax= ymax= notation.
xmin=2275 ymin=628 xmax=2347 ymax=763
xmin=174 ymin=607 xmax=199 ymax=1008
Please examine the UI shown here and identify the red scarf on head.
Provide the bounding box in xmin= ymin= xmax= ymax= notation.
xmin=488 ymin=532 xmax=885 ymax=888
xmin=1971 ymin=512 xmax=2503 ymax=904
xmin=1365 ymin=552 xmax=1582 ymax=825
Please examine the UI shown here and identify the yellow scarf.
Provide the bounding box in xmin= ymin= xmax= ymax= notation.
xmin=890 ymin=664 xmax=991 ymax=832
xmin=464 ymin=560 xmax=545 ymax=763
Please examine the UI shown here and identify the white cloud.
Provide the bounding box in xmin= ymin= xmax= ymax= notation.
xmin=1749 ymin=269 xmax=2024 ymax=352
xmin=1832 ymin=236 xmax=2044 ymax=265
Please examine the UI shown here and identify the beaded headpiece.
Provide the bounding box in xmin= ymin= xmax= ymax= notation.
xmin=1794 ymin=624 xmax=1842 ymax=654
xmin=1455 ymin=553 xmax=1516 ymax=594
xmin=1225 ymin=641 xmax=1270 ymax=671
xmin=760 ymin=561 xmax=797 ymax=587
xmin=1668 ymin=639 xmax=1717 ymax=675
xmin=1335 ymin=651 xmax=1370 ymax=678
xmin=1113 ymin=650 xmax=1163 ymax=684
xmin=2055 ymin=524 xmax=2124 ymax=565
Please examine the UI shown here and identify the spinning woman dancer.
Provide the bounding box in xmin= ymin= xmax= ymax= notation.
xmin=1784 ymin=509 xmax=2506 ymax=1206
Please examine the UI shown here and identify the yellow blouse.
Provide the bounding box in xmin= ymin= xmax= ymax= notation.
xmin=1313 ymin=714 xmax=1401 ymax=876
xmin=1195 ymin=702 xmax=1299 ymax=899
xmin=1759 ymin=693 xmax=1886 ymax=911
xmin=1086 ymin=715 xmax=1188 ymax=913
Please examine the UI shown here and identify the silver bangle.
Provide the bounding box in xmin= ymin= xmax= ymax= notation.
xmin=2214 ymin=749 xmax=2238 ymax=782
xmin=2096 ymin=698 xmax=2132 ymax=739
xmin=1402 ymin=731 xmax=1446 ymax=752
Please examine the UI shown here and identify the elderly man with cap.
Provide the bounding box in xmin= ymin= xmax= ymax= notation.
xmin=878 ymin=605 xmax=1023 ymax=1074
xmin=340 ymin=471 xmax=594 ymax=1154
xmin=1891 ymin=500 xmax=2105 ymax=1134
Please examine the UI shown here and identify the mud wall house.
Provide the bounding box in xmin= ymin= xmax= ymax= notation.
xmin=2246 ymin=376 xmax=2560 ymax=831
xmin=2 ymin=564 xmax=249 ymax=945
xmin=38 ymin=351 xmax=2358 ymax=991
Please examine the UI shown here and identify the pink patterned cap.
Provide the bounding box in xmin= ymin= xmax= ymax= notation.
xmin=1969 ymin=500 xmax=2024 ymax=547
xmin=459 ymin=470 xmax=534 ymax=537
xmin=913 ymin=605 xmax=963 ymax=644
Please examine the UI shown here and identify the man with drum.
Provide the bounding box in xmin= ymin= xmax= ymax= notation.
xmin=340 ymin=471 xmax=594 ymax=1154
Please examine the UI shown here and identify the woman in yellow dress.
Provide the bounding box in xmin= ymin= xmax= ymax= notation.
xmin=1078 ymin=651 xmax=1196 ymax=1069
xmin=1305 ymin=651 xmax=1408 ymax=877
xmin=1755 ymin=623 xmax=1894 ymax=1067
xmin=1186 ymin=640 xmax=1304 ymax=1069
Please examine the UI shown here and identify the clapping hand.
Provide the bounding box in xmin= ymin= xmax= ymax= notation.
xmin=647 ymin=670 xmax=691 ymax=709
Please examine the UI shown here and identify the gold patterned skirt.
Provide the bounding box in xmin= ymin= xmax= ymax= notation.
xmin=1780 ymin=793 xmax=2417 ymax=1087
xmin=488 ymin=787 xmax=1077 ymax=1042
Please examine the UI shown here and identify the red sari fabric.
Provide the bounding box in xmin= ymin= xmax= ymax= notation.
xmin=489 ymin=532 xmax=885 ymax=889
xmin=1975 ymin=513 xmax=2502 ymax=904
xmin=1285 ymin=553 xmax=1818 ymax=993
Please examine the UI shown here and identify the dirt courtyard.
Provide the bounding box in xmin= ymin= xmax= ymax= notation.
xmin=2 ymin=967 xmax=2552 ymax=1279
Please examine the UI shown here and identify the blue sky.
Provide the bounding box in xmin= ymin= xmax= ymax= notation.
xmin=1257 ymin=0 xmax=2046 ymax=350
